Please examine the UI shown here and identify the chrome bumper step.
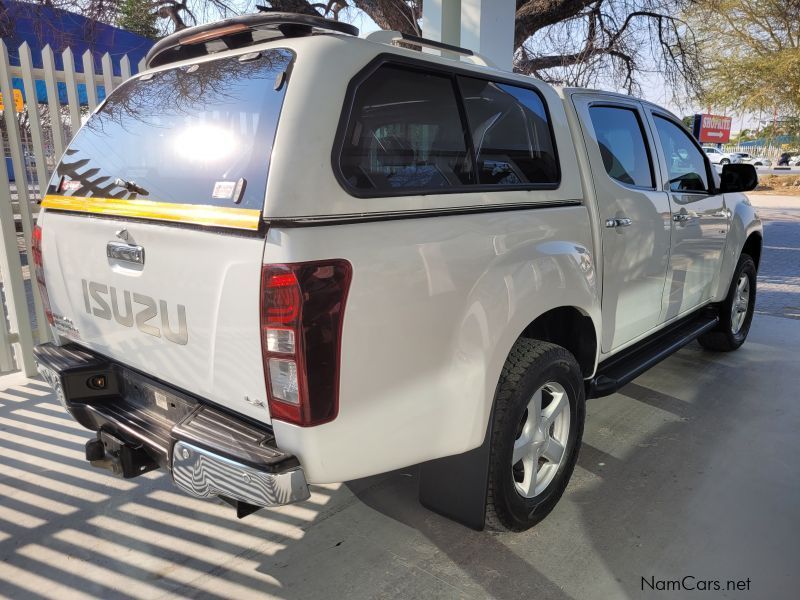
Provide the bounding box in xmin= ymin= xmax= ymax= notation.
xmin=34 ymin=342 xmax=310 ymax=514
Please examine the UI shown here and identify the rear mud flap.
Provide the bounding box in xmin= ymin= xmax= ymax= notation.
xmin=418 ymin=420 xmax=493 ymax=531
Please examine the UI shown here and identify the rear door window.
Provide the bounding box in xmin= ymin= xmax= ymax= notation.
xmin=338 ymin=64 xmax=475 ymax=194
xmin=458 ymin=77 xmax=559 ymax=186
xmin=48 ymin=49 xmax=294 ymax=211
xmin=587 ymin=105 xmax=654 ymax=188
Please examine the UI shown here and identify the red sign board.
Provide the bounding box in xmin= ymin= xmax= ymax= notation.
xmin=697 ymin=113 xmax=732 ymax=143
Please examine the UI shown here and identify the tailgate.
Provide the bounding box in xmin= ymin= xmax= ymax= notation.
xmin=39 ymin=212 xmax=271 ymax=423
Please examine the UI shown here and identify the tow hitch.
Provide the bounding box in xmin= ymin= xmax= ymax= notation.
xmin=85 ymin=430 xmax=159 ymax=478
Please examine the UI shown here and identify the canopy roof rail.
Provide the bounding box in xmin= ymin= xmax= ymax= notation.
xmin=145 ymin=12 xmax=359 ymax=69
xmin=363 ymin=30 xmax=495 ymax=68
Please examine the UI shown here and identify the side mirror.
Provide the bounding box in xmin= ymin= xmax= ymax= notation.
xmin=720 ymin=163 xmax=758 ymax=193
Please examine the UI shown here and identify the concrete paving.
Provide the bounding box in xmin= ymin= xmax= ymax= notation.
xmin=0 ymin=313 xmax=798 ymax=599
xmin=749 ymin=194 xmax=800 ymax=320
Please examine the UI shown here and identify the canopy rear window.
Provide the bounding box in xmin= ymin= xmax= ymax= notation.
xmin=48 ymin=49 xmax=294 ymax=212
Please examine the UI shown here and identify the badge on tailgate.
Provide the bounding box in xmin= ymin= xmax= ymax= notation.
xmin=82 ymin=279 xmax=188 ymax=345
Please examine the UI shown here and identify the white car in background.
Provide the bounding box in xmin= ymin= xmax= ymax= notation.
xmin=702 ymin=146 xmax=742 ymax=165
xmin=733 ymin=152 xmax=772 ymax=167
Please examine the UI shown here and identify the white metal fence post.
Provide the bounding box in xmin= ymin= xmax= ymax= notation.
xmin=120 ymin=55 xmax=132 ymax=80
xmin=61 ymin=47 xmax=82 ymax=136
xmin=101 ymin=53 xmax=115 ymax=95
xmin=18 ymin=43 xmax=51 ymax=194
xmin=42 ymin=45 xmax=66 ymax=160
xmin=81 ymin=50 xmax=98 ymax=112
xmin=0 ymin=290 xmax=15 ymax=372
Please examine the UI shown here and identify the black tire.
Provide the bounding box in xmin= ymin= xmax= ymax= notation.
xmin=698 ymin=253 xmax=757 ymax=352
xmin=485 ymin=339 xmax=585 ymax=532
xmin=720 ymin=158 xmax=730 ymax=165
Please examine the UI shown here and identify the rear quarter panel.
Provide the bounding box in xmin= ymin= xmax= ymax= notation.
xmin=268 ymin=207 xmax=599 ymax=483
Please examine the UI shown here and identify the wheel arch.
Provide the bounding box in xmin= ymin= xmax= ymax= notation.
xmin=713 ymin=195 xmax=763 ymax=302
xmin=742 ymin=230 xmax=762 ymax=269
xmin=520 ymin=306 xmax=598 ymax=378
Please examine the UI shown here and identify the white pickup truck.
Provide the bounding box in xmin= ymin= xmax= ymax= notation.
xmin=33 ymin=13 xmax=762 ymax=532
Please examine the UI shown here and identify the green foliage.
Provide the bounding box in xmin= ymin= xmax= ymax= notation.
xmin=118 ymin=0 xmax=159 ymax=39
xmin=689 ymin=0 xmax=800 ymax=116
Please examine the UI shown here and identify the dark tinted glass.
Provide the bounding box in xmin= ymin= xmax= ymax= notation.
xmin=48 ymin=50 xmax=293 ymax=210
xmin=588 ymin=106 xmax=653 ymax=188
xmin=338 ymin=65 xmax=474 ymax=193
xmin=653 ymin=116 xmax=709 ymax=193
xmin=458 ymin=77 xmax=558 ymax=185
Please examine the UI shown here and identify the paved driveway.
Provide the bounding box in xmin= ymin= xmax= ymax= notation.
xmin=749 ymin=194 xmax=800 ymax=319
xmin=1 ymin=196 xmax=798 ymax=599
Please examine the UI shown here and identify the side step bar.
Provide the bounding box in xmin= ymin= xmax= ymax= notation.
xmin=587 ymin=312 xmax=719 ymax=398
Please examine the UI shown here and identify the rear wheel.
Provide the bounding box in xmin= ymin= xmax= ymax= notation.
xmin=485 ymin=339 xmax=585 ymax=532
xmin=698 ymin=253 xmax=756 ymax=351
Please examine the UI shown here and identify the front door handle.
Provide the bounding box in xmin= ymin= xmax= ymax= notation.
xmin=605 ymin=217 xmax=633 ymax=228
xmin=672 ymin=213 xmax=692 ymax=223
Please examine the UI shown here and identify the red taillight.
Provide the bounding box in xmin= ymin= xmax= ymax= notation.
xmin=260 ymin=260 xmax=352 ymax=427
xmin=264 ymin=272 xmax=302 ymax=325
xmin=32 ymin=225 xmax=54 ymax=326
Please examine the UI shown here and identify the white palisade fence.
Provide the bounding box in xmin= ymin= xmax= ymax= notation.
xmin=0 ymin=41 xmax=145 ymax=376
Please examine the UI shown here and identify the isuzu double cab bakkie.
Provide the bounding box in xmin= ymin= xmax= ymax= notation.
xmin=32 ymin=12 xmax=763 ymax=532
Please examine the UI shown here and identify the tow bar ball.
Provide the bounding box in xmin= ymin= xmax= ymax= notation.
xmin=84 ymin=431 xmax=159 ymax=479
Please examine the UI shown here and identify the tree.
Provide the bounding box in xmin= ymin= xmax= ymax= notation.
xmin=689 ymin=0 xmax=800 ymax=116
xmin=260 ymin=0 xmax=700 ymax=98
xmin=118 ymin=0 xmax=159 ymax=38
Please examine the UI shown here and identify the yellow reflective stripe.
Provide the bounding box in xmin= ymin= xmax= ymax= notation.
xmin=41 ymin=195 xmax=262 ymax=230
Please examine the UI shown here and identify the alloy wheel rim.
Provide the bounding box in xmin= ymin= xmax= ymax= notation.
xmin=512 ymin=381 xmax=570 ymax=498
xmin=731 ymin=274 xmax=750 ymax=335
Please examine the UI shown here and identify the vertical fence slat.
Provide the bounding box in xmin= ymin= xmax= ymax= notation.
xmin=0 ymin=163 xmax=37 ymax=377
xmin=61 ymin=47 xmax=82 ymax=140
xmin=42 ymin=45 xmax=65 ymax=160
xmin=18 ymin=43 xmax=51 ymax=190
xmin=0 ymin=40 xmax=48 ymax=344
xmin=120 ymin=55 xmax=132 ymax=80
xmin=0 ymin=293 xmax=15 ymax=372
xmin=101 ymin=52 xmax=115 ymax=95
xmin=137 ymin=57 xmax=146 ymax=75
xmin=81 ymin=50 xmax=98 ymax=112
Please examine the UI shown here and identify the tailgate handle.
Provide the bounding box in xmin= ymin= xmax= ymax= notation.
xmin=107 ymin=241 xmax=145 ymax=265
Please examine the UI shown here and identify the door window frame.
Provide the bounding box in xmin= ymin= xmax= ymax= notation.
xmin=332 ymin=53 xmax=562 ymax=198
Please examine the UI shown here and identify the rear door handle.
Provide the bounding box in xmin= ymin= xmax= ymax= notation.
xmin=605 ymin=217 xmax=633 ymax=228
xmin=672 ymin=213 xmax=692 ymax=223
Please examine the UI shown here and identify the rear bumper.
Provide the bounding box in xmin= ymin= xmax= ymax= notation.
xmin=33 ymin=342 xmax=310 ymax=511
